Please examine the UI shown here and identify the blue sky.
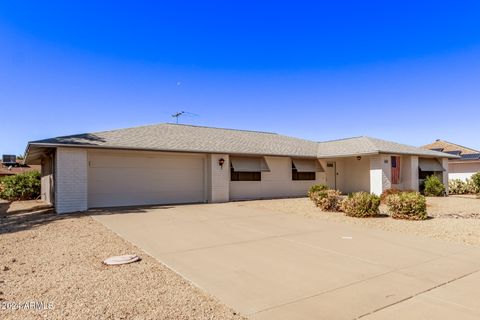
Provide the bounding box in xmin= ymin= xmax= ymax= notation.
xmin=1 ymin=1 xmax=480 ymax=155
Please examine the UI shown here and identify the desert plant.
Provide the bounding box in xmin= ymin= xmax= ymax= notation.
xmin=307 ymin=184 xmax=328 ymax=199
xmin=472 ymin=172 xmax=480 ymax=194
xmin=0 ymin=171 xmax=41 ymax=201
xmin=449 ymin=178 xmax=479 ymax=195
xmin=386 ymin=192 xmax=427 ymax=220
xmin=340 ymin=192 xmax=380 ymax=218
xmin=423 ymin=175 xmax=445 ymax=196
xmin=448 ymin=179 xmax=467 ymax=195
xmin=465 ymin=178 xmax=478 ymax=194
xmin=311 ymin=189 xmax=342 ymax=212
xmin=380 ymin=189 xmax=402 ymax=203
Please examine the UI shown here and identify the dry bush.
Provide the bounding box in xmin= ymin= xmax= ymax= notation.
xmin=340 ymin=192 xmax=380 ymax=218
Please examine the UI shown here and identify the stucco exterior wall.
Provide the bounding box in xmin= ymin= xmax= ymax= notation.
xmin=448 ymin=162 xmax=480 ymax=181
xmin=370 ymin=155 xmax=405 ymax=195
xmin=40 ymin=153 xmax=54 ymax=204
xmin=381 ymin=155 xmax=392 ymax=191
xmin=207 ymin=154 xmax=230 ymax=202
xmin=441 ymin=158 xmax=449 ymax=195
xmin=402 ymin=155 xmax=419 ymax=191
xmin=55 ymin=148 xmax=88 ymax=214
xmin=335 ymin=157 xmax=371 ymax=194
xmin=229 ymin=156 xmax=326 ymax=200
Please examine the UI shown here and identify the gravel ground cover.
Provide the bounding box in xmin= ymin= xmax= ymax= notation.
xmin=0 ymin=208 xmax=245 ymax=320
xmin=239 ymin=196 xmax=480 ymax=246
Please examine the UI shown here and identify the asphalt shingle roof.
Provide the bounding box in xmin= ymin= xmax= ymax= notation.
xmin=30 ymin=123 xmax=319 ymax=157
xmin=27 ymin=123 xmax=456 ymax=160
xmin=316 ymin=136 xmax=454 ymax=158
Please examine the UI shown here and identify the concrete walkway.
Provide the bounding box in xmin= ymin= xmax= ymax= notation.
xmin=92 ymin=202 xmax=480 ymax=320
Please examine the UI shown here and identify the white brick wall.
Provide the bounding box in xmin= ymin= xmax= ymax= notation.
xmin=207 ymin=154 xmax=230 ymax=202
xmin=55 ymin=148 xmax=88 ymax=214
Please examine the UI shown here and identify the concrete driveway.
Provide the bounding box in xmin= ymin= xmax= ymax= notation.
xmin=92 ymin=202 xmax=480 ymax=320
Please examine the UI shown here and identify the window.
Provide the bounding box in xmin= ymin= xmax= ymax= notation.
xmin=292 ymin=162 xmax=316 ymax=180
xmin=229 ymin=156 xmax=269 ymax=181
xmin=230 ymin=165 xmax=261 ymax=181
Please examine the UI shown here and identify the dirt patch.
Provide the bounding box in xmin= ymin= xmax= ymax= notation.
xmin=240 ymin=197 xmax=480 ymax=246
xmin=0 ymin=210 xmax=245 ymax=320
xmin=0 ymin=200 xmax=52 ymax=216
xmin=426 ymin=195 xmax=480 ymax=218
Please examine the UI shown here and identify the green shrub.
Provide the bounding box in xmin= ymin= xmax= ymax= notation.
xmin=472 ymin=172 xmax=480 ymax=194
xmin=423 ymin=175 xmax=445 ymax=196
xmin=340 ymin=192 xmax=380 ymax=218
xmin=0 ymin=171 xmax=41 ymax=201
xmin=311 ymin=189 xmax=342 ymax=212
xmin=307 ymin=184 xmax=328 ymax=199
xmin=386 ymin=192 xmax=427 ymax=220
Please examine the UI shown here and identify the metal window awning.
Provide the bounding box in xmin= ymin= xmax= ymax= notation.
xmin=419 ymin=158 xmax=445 ymax=172
xmin=292 ymin=158 xmax=325 ymax=172
xmin=230 ymin=156 xmax=270 ymax=172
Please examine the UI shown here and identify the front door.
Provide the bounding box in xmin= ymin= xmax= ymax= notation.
xmin=326 ymin=161 xmax=336 ymax=189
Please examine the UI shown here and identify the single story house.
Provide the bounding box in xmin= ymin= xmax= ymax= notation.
xmin=422 ymin=139 xmax=480 ymax=181
xmin=24 ymin=123 xmax=456 ymax=214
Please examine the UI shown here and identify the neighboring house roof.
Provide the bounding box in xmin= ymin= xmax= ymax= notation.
xmin=422 ymin=139 xmax=480 ymax=161
xmin=422 ymin=140 xmax=479 ymax=155
xmin=316 ymin=136 xmax=453 ymax=158
xmin=25 ymin=123 xmax=457 ymax=164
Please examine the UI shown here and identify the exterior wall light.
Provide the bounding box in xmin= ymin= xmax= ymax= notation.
xmin=218 ymin=158 xmax=225 ymax=168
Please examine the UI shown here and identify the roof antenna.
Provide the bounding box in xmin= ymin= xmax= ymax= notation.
xmin=171 ymin=111 xmax=199 ymax=124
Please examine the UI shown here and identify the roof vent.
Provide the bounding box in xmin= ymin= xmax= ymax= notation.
xmin=2 ymin=155 xmax=16 ymax=165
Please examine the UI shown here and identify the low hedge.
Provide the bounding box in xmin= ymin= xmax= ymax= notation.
xmin=310 ymin=189 xmax=342 ymax=212
xmin=340 ymin=192 xmax=380 ymax=218
xmin=386 ymin=192 xmax=427 ymax=220
xmin=0 ymin=171 xmax=41 ymax=201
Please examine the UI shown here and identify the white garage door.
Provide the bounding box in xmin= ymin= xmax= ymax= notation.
xmin=88 ymin=151 xmax=205 ymax=208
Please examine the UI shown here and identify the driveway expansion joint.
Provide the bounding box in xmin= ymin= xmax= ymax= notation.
xmin=356 ymin=268 xmax=480 ymax=319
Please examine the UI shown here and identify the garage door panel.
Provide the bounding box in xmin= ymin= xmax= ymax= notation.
xmin=88 ymin=152 xmax=205 ymax=208
xmin=89 ymin=178 xmax=204 ymax=194
xmin=88 ymin=170 xmax=203 ymax=189
xmin=90 ymin=155 xmax=204 ymax=169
